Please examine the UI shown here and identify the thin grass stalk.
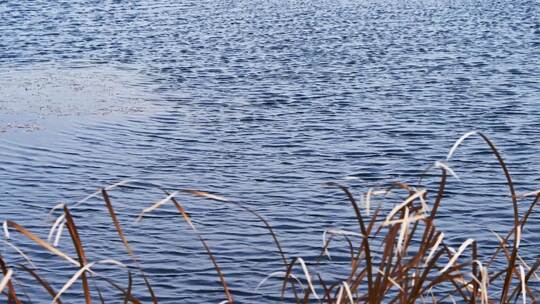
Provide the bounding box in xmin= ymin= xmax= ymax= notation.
xmin=19 ymin=265 xmax=62 ymax=304
xmin=98 ymin=277 xmax=142 ymax=304
xmin=4 ymin=221 xmax=79 ymax=266
xmin=486 ymin=193 xmax=540 ymax=270
xmin=376 ymin=225 xmax=399 ymax=301
xmin=280 ymin=257 xmax=304 ymax=302
xmin=101 ymin=189 xmax=158 ymax=303
xmin=62 ymin=206 xmax=92 ymax=304
xmin=327 ymin=183 xmax=374 ymax=302
xmin=348 ymin=206 xmax=382 ymax=287
xmin=448 ymin=132 xmax=519 ymax=302
xmin=406 ymin=248 xmax=446 ymax=302
xmin=170 ymin=200 xmax=234 ymax=303
xmin=92 ymin=277 xmax=105 ymax=304
xmin=471 ymin=241 xmax=478 ymax=303
xmin=180 ymin=189 xmax=288 ymax=266
xmin=124 ymin=271 xmax=133 ymax=304
xmin=0 ymin=256 xmax=20 ymax=304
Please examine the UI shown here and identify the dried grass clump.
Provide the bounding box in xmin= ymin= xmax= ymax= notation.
xmin=1 ymin=132 xmax=539 ymax=303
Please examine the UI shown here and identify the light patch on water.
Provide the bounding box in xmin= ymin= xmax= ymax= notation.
xmin=0 ymin=63 xmax=156 ymax=133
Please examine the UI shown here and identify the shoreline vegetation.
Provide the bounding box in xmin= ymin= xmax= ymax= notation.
xmin=1 ymin=131 xmax=539 ymax=303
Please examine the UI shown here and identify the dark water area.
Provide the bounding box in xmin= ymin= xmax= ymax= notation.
xmin=1 ymin=0 xmax=539 ymax=302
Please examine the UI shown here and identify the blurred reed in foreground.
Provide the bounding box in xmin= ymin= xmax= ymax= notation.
xmin=1 ymin=131 xmax=538 ymax=303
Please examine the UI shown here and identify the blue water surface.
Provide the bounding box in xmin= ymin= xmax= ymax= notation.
xmin=0 ymin=0 xmax=539 ymax=302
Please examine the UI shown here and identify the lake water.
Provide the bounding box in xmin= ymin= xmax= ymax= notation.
xmin=1 ymin=0 xmax=539 ymax=302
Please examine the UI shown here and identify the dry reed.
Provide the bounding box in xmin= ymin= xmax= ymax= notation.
xmin=0 ymin=132 xmax=538 ymax=303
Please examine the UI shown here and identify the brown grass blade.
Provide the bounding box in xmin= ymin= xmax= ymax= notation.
xmin=101 ymin=189 xmax=158 ymax=304
xmin=2 ymin=240 xmax=36 ymax=269
xmin=325 ymin=182 xmax=374 ymax=300
xmin=439 ymin=239 xmax=475 ymax=274
xmin=180 ymin=189 xmax=289 ymax=267
xmin=52 ymin=262 xmax=95 ymax=304
xmin=63 ymin=205 xmax=92 ymax=304
xmin=180 ymin=189 xmax=229 ymax=202
xmin=136 ymin=191 xmax=179 ymax=222
xmin=4 ymin=221 xmax=78 ymax=266
xmin=124 ymin=271 xmax=133 ymax=304
xmin=52 ymin=259 xmax=126 ymax=304
xmin=447 ymin=131 xmax=519 ymax=302
xmin=99 ymin=277 xmax=142 ymax=304
xmin=0 ymin=256 xmax=21 ymax=304
xmin=256 ymin=271 xmax=305 ymax=291
xmin=170 ymin=200 xmax=234 ymax=303
xmin=19 ymin=265 xmax=63 ymax=304
xmin=0 ymin=268 xmax=13 ymax=294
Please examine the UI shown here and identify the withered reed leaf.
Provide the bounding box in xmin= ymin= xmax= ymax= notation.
xmin=47 ymin=214 xmax=65 ymax=243
xmin=425 ymin=233 xmax=445 ymax=267
xmin=52 ymin=259 xmax=127 ymax=304
xmin=446 ymin=131 xmax=478 ymax=160
xmin=101 ymin=189 xmax=158 ymax=304
xmin=384 ymin=190 xmax=426 ymax=225
xmin=136 ymin=191 xmax=179 ymax=222
xmin=519 ymin=265 xmax=526 ymax=304
xmin=325 ymin=182 xmax=375 ymax=299
xmin=20 ymin=265 xmax=62 ymax=304
xmin=124 ymin=271 xmax=132 ymax=304
xmin=169 ymin=198 xmax=234 ymax=303
xmin=180 ymin=189 xmax=229 ymax=202
xmin=63 ymin=205 xmax=91 ymax=304
xmin=2 ymin=240 xmax=36 ymax=268
xmin=447 ymin=131 xmax=520 ymax=302
xmin=0 ymin=268 xmax=13 ymax=294
xmin=0 ymin=255 xmax=20 ymax=304
xmin=180 ymin=188 xmax=288 ymax=266
xmin=4 ymin=220 xmax=78 ymax=266
xmin=439 ymin=239 xmax=475 ymax=274
xmin=256 ymin=271 xmax=305 ymax=291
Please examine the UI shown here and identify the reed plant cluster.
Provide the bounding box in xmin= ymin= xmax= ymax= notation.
xmin=0 ymin=132 xmax=538 ymax=303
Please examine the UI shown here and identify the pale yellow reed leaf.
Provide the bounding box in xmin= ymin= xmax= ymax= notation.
xmin=53 ymin=221 xmax=66 ymax=247
xmin=434 ymin=161 xmax=460 ymax=180
xmin=520 ymin=265 xmax=527 ymax=304
xmin=0 ymin=268 xmax=13 ymax=294
xmin=425 ymin=233 xmax=444 ymax=267
xmin=439 ymin=238 xmax=475 ymax=274
xmin=384 ymin=214 xmax=427 ymax=226
xmin=384 ymin=190 xmax=426 ymax=224
xmin=396 ymin=207 xmax=410 ymax=255
xmin=182 ymin=189 xmax=229 ymax=202
xmin=136 ymin=191 xmax=179 ymax=222
xmin=2 ymin=240 xmax=36 ymax=268
xmin=377 ymin=269 xmax=404 ymax=292
xmin=335 ymin=285 xmax=344 ymax=304
xmin=343 ymin=281 xmax=354 ymax=303
xmin=365 ymin=188 xmax=372 ymax=216
xmin=3 ymin=221 xmax=9 ymax=239
xmin=297 ymin=257 xmax=320 ymax=300
xmin=255 ymin=271 xmax=305 ymax=291
xmin=51 ymin=259 xmax=127 ymax=304
xmin=47 ymin=214 xmax=65 ymax=243
xmin=447 ymin=131 xmax=478 ymax=160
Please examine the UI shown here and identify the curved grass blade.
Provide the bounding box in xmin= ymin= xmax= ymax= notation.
xmin=101 ymin=189 xmax=158 ymax=304
xmin=63 ymin=206 xmax=91 ymax=304
xmin=19 ymin=265 xmax=63 ymax=304
xmin=0 ymin=256 xmax=21 ymax=304
xmin=4 ymin=221 xmax=78 ymax=266
xmin=180 ymin=189 xmax=288 ymax=266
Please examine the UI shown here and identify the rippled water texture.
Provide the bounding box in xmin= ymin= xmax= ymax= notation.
xmin=1 ymin=0 xmax=539 ymax=302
